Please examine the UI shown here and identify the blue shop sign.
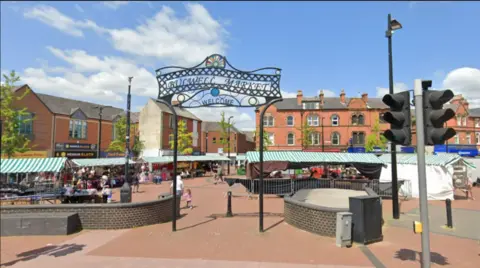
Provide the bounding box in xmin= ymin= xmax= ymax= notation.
xmin=347 ymin=147 xmax=366 ymax=153
xmin=401 ymin=146 xmax=416 ymax=153
xmin=434 ymin=145 xmax=478 ymax=157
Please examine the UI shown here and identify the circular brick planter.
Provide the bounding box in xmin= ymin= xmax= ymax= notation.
xmin=284 ymin=194 xmax=348 ymax=237
xmin=0 ymin=193 xmax=180 ymax=230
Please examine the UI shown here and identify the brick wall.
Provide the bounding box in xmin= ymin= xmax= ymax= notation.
xmin=0 ymin=194 xmax=180 ymax=230
xmin=284 ymin=196 xmax=347 ymax=237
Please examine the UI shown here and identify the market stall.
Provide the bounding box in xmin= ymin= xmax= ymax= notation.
xmin=378 ymin=153 xmax=476 ymax=200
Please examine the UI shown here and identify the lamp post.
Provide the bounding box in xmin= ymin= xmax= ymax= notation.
xmin=227 ymin=116 xmax=233 ymax=175
xmin=386 ymin=13 xmax=402 ymax=220
xmin=120 ymin=77 xmax=133 ymax=203
xmin=321 ymin=117 xmax=325 ymax=152
xmin=93 ymin=105 xmax=112 ymax=158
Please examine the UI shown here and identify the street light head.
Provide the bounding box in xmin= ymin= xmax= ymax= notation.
xmin=390 ymin=19 xmax=402 ymax=31
xmin=128 ymin=77 xmax=133 ymax=83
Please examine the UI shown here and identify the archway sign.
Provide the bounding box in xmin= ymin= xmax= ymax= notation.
xmin=155 ymin=54 xmax=283 ymax=232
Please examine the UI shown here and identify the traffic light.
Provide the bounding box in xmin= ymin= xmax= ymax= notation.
xmin=382 ymin=91 xmax=412 ymax=145
xmin=423 ymin=86 xmax=456 ymax=145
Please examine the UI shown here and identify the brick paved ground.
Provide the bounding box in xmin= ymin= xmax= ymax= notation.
xmin=2 ymin=178 xmax=479 ymax=267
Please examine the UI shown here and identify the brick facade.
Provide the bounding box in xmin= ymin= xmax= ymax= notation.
xmin=0 ymin=194 xmax=179 ymax=230
xmin=201 ymin=122 xmax=256 ymax=154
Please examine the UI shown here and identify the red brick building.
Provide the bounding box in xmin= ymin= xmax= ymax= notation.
xmin=256 ymin=90 xmax=480 ymax=152
xmin=200 ymin=122 xmax=256 ymax=155
xmin=2 ymin=84 xmax=138 ymax=158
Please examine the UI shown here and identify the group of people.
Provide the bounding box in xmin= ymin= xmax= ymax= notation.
xmin=170 ymin=175 xmax=193 ymax=209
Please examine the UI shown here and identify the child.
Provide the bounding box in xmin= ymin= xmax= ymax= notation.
xmin=183 ymin=188 xmax=193 ymax=209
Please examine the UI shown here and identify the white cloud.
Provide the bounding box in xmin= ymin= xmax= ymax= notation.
xmin=24 ymin=5 xmax=85 ymax=37
xmin=443 ymin=67 xmax=480 ymax=108
xmin=74 ymin=4 xmax=84 ymax=13
xmin=316 ymin=89 xmax=336 ymax=97
xmin=103 ymin=1 xmax=129 ymax=10
xmin=376 ymin=82 xmax=409 ymax=97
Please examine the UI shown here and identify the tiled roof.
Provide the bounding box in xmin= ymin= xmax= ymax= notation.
xmin=36 ymin=93 xmax=126 ymax=121
xmin=202 ymin=121 xmax=241 ymax=133
xmin=151 ymin=99 xmax=200 ymax=121
xmin=273 ymin=97 xmax=388 ymax=110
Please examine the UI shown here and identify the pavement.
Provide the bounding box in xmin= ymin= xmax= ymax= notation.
xmin=1 ymin=177 xmax=480 ymax=268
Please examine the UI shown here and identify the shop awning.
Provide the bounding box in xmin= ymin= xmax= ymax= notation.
xmin=246 ymin=151 xmax=385 ymax=165
xmin=236 ymin=155 xmax=246 ymax=161
xmin=142 ymin=155 xmax=230 ymax=164
xmin=379 ymin=153 xmax=476 ymax=168
xmin=72 ymin=158 xmax=136 ymax=167
xmin=0 ymin=157 xmax=70 ymax=174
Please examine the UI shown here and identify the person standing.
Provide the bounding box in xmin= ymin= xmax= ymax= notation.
xmin=170 ymin=175 xmax=184 ymax=196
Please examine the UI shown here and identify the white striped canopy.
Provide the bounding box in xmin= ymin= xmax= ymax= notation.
xmin=379 ymin=153 xmax=476 ymax=168
xmin=72 ymin=158 xmax=136 ymax=167
xmin=142 ymin=155 xmax=231 ymax=164
xmin=246 ymin=151 xmax=385 ymax=165
xmin=0 ymin=157 xmax=69 ymax=174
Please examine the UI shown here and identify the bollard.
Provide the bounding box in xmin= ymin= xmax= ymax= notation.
xmin=446 ymin=198 xmax=453 ymax=228
xmin=226 ymin=191 xmax=233 ymax=217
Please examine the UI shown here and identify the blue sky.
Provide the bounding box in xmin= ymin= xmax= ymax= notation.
xmin=1 ymin=1 xmax=479 ymax=130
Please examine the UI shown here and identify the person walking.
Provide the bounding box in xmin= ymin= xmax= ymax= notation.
xmin=183 ymin=188 xmax=193 ymax=209
xmin=170 ymin=175 xmax=184 ymax=196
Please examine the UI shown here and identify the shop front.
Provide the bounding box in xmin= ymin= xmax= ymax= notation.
xmin=99 ymin=151 xmax=134 ymax=158
xmin=54 ymin=143 xmax=97 ymax=159
xmin=1 ymin=151 xmax=48 ymax=159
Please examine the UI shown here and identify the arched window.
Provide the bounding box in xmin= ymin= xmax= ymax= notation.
xmin=286 ymin=115 xmax=294 ymax=126
xmin=331 ymin=132 xmax=340 ymax=145
xmin=351 ymin=115 xmax=358 ymax=125
xmin=358 ymin=114 xmax=364 ymax=125
xmin=287 ymin=133 xmax=295 ymax=145
xmin=331 ymin=114 xmax=339 ymax=126
xmin=307 ymin=115 xmax=319 ymax=126
xmin=309 ymin=132 xmax=320 ymax=145
xmin=263 ymin=115 xmax=275 ymax=127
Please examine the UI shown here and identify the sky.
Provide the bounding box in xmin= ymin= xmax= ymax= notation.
xmin=1 ymin=1 xmax=479 ymax=130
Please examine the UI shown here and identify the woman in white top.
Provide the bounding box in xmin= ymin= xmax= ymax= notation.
xmin=170 ymin=175 xmax=184 ymax=196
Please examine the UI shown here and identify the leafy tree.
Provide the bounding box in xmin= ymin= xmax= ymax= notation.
xmin=297 ymin=121 xmax=316 ymax=150
xmin=169 ymin=119 xmax=193 ymax=155
xmin=107 ymin=116 xmax=127 ymax=153
xmin=218 ymin=112 xmax=234 ymax=152
xmin=0 ymin=70 xmax=33 ymax=158
xmin=132 ymin=135 xmax=145 ymax=157
xmin=255 ymin=129 xmax=272 ymax=151
xmin=365 ymin=119 xmax=388 ymax=152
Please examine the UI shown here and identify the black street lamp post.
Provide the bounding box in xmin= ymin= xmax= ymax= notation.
xmin=321 ymin=117 xmax=325 ymax=152
xmin=120 ymin=77 xmax=133 ymax=203
xmin=93 ymin=105 xmax=112 ymax=158
xmin=227 ymin=116 xmax=233 ymax=175
xmin=386 ymin=14 xmax=402 ymax=219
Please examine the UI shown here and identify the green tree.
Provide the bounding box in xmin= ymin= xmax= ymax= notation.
xmin=132 ymin=135 xmax=145 ymax=157
xmin=0 ymin=70 xmax=33 ymax=158
xmin=218 ymin=112 xmax=234 ymax=152
xmin=297 ymin=121 xmax=316 ymax=150
xmin=107 ymin=116 xmax=127 ymax=153
xmin=365 ymin=119 xmax=388 ymax=152
xmin=255 ymin=129 xmax=272 ymax=151
xmin=169 ymin=119 xmax=193 ymax=155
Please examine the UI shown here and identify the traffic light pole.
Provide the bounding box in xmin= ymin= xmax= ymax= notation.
xmin=387 ymin=13 xmax=400 ymax=220
xmin=413 ymin=79 xmax=431 ymax=268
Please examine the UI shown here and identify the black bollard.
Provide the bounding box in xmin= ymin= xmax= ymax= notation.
xmin=446 ymin=198 xmax=453 ymax=228
xmin=226 ymin=191 xmax=233 ymax=217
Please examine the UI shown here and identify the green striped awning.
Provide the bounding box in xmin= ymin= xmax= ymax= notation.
xmin=72 ymin=158 xmax=136 ymax=167
xmin=236 ymin=155 xmax=246 ymax=161
xmin=0 ymin=157 xmax=69 ymax=174
xmin=245 ymin=151 xmax=385 ymax=165
xmin=142 ymin=155 xmax=230 ymax=164
xmin=379 ymin=153 xmax=476 ymax=168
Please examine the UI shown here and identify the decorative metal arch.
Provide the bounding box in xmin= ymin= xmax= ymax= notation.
xmin=154 ymin=54 xmax=283 ymax=233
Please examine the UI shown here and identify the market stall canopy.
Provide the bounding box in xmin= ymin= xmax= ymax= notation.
xmin=0 ymin=157 xmax=71 ymax=174
xmin=379 ymin=153 xmax=476 ymax=168
xmin=142 ymin=155 xmax=230 ymax=164
xmin=245 ymin=151 xmax=386 ymax=179
xmin=72 ymin=158 xmax=136 ymax=167
xmin=236 ymin=155 xmax=246 ymax=161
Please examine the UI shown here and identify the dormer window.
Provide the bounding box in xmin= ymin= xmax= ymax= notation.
xmin=303 ymin=102 xmax=319 ymax=110
xmin=69 ymin=119 xmax=87 ymax=139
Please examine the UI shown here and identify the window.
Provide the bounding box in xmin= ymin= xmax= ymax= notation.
xmin=454 ymin=135 xmax=459 ymax=144
xmin=331 ymin=114 xmax=339 ymax=126
xmin=263 ymin=116 xmax=274 ymax=127
xmin=18 ymin=113 xmax=33 ymax=135
xmin=352 ymin=132 xmax=365 ymax=145
xmin=169 ymin=114 xmax=174 ymax=128
xmin=267 ymin=133 xmax=275 ymax=145
xmin=309 ymin=132 xmax=320 ymax=145
xmin=287 ymin=133 xmax=295 ymax=145
xmin=379 ymin=113 xmax=387 ymax=123
xmin=69 ymin=119 xmax=87 ymax=139
xmin=286 ymin=115 xmax=294 ymax=126
xmin=112 ymin=124 xmax=118 ymax=140
xmin=168 ymin=134 xmax=174 ymax=145
xmin=307 ymin=115 xmax=319 ymax=126
xmin=462 ymin=117 xmax=467 ymax=126
xmin=212 ymin=137 xmax=217 ymax=144
xmin=303 ymin=102 xmax=318 ymax=110
xmin=457 ymin=117 xmax=461 ymax=126
xmin=466 ymin=132 xmax=471 ymax=144
xmin=352 ymin=115 xmax=358 ymax=125
xmin=358 ymin=115 xmax=364 ymax=125
xmin=331 ymin=132 xmax=340 ymax=145
xmin=475 ymin=119 xmax=480 ymax=127
xmin=476 ymin=133 xmax=480 ymax=144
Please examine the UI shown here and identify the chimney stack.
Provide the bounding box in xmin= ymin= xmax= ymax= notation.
xmin=361 ymin=93 xmax=368 ymax=103
xmin=319 ymin=90 xmax=324 ymax=105
xmin=297 ymin=90 xmax=303 ymax=105
xmin=340 ymin=89 xmax=346 ymax=104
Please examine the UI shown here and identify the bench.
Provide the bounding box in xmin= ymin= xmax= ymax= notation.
xmin=1 ymin=212 xmax=81 ymax=236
